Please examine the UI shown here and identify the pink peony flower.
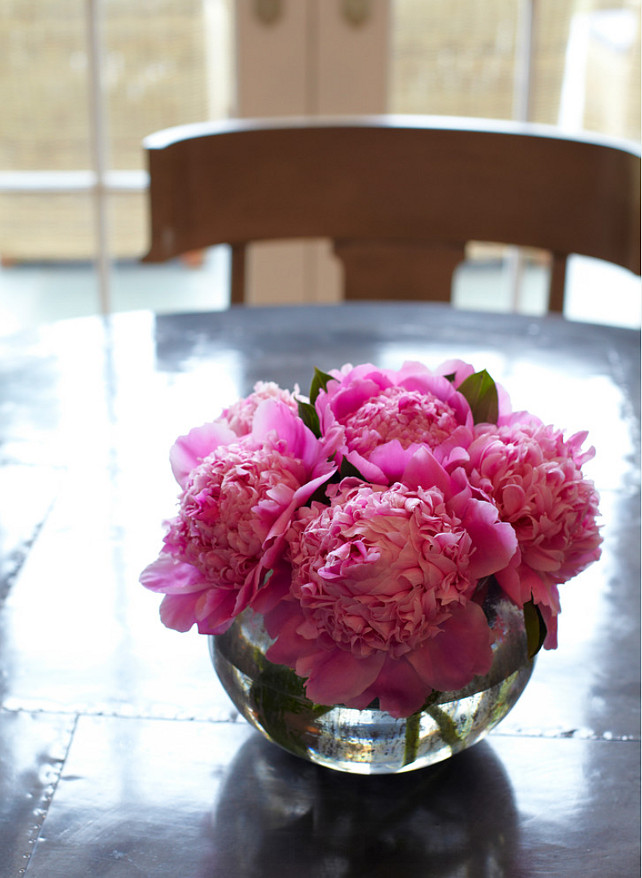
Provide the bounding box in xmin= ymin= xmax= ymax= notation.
xmin=264 ymin=451 xmax=517 ymax=718
xmin=169 ymin=383 xmax=299 ymax=487
xmin=463 ymin=414 xmax=602 ymax=647
xmin=140 ymin=401 xmax=336 ymax=635
xmin=315 ymin=361 xmax=476 ymax=483
xmin=141 ymin=357 xmax=603 ymax=716
xmin=218 ymin=381 xmax=299 ymax=437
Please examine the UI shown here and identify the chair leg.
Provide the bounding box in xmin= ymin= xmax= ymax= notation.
xmin=549 ymin=254 xmax=567 ymax=313
xmin=230 ymin=245 xmax=246 ymax=305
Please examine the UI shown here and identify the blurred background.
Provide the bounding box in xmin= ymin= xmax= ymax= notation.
xmin=0 ymin=0 xmax=640 ymax=334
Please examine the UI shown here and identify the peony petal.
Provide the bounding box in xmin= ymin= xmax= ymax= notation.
xmin=494 ymin=558 xmax=532 ymax=607
xmin=537 ymin=600 xmax=559 ymax=650
xmin=170 ymin=422 xmax=237 ymax=487
xmin=401 ymin=445 xmax=453 ymax=495
xmin=342 ymin=449 xmax=387 ymax=483
xmin=265 ymin=468 xmax=336 ymax=546
xmin=195 ymin=588 xmax=240 ymax=635
xmin=299 ymin=648 xmax=385 ymax=706
xmin=140 ymin=553 xmax=204 ymax=594
xmin=264 ymin=603 xmax=319 ymax=666
xmin=435 ymin=359 xmax=475 ymax=386
xmin=407 ymin=602 xmax=493 ymax=692
xmin=367 ymin=440 xmax=414 ymax=483
xmin=363 ymin=656 xmax=431 ymax=718
xmin=530 ymin=577 xmax=561 ymax=613
xmin=160 ymin=587 xmax=240 ymax=635
xmin=502 ymin=483 xmax=527 ymax=517
xmin=159 ymin=592 xmax=202 ymax=632
xmin=328 ymin=375 xmax=389 ymax=421
xmin=251 ymin=562 xmax=293 ymax=615
xmin=463 ymin=500 xmax=518 ymax=580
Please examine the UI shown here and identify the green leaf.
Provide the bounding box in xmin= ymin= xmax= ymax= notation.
xmin=457 ymin=369 xmax=499 ymax=424
xmin=524 ymin=600 xmax=547 ymax=659
xmin=309 ymin=367 xmax=334 ymax=404
xmin=250 ymin=662 xmax=332 ymax=759
xmin=339 ymin=457 xmax=366 ymax=480
xmin=297 ymin=398 xmax=321 ymax=437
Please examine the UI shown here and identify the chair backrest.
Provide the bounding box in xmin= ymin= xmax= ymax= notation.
xmin=142 ymin=115 xmax=641 ymax=311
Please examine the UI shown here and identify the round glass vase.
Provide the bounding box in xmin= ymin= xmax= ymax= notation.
xmin=209 ymin=581 xmax=534 ymax=775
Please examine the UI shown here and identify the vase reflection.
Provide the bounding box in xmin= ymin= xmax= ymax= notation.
xmin=209 ymin=732 xmax=518 ymax=877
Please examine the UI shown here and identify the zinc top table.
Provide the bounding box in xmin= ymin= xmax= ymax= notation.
xmin=0 ymin=303 xmax=639 ymax=877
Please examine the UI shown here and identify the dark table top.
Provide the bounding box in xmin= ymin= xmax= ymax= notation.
xmin=0 ymin=303 xmax=639 ymax=877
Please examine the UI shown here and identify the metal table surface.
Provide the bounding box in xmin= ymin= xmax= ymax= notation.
xmin=0 ymin=303 xmax=639 ymax=877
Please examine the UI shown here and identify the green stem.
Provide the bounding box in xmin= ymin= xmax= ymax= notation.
xmin=403 ymin=711 xmax=421 ymax=766
xmin=426 ymin=704 xmax=462 ymax=749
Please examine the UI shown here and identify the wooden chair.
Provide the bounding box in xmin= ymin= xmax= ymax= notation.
xmin=142 ymin=115 xmax=641 ymax=311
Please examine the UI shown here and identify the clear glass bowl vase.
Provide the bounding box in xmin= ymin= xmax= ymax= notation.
xmin=210 ymin=581 xmax=534 ymax=774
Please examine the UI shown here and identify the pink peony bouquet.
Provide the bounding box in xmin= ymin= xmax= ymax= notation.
xmin=141 ymin=360 xmax=602 ymax=718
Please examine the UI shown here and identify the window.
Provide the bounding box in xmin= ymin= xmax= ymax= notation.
xmin=0 ymin=0 xmax=639 ymax=330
